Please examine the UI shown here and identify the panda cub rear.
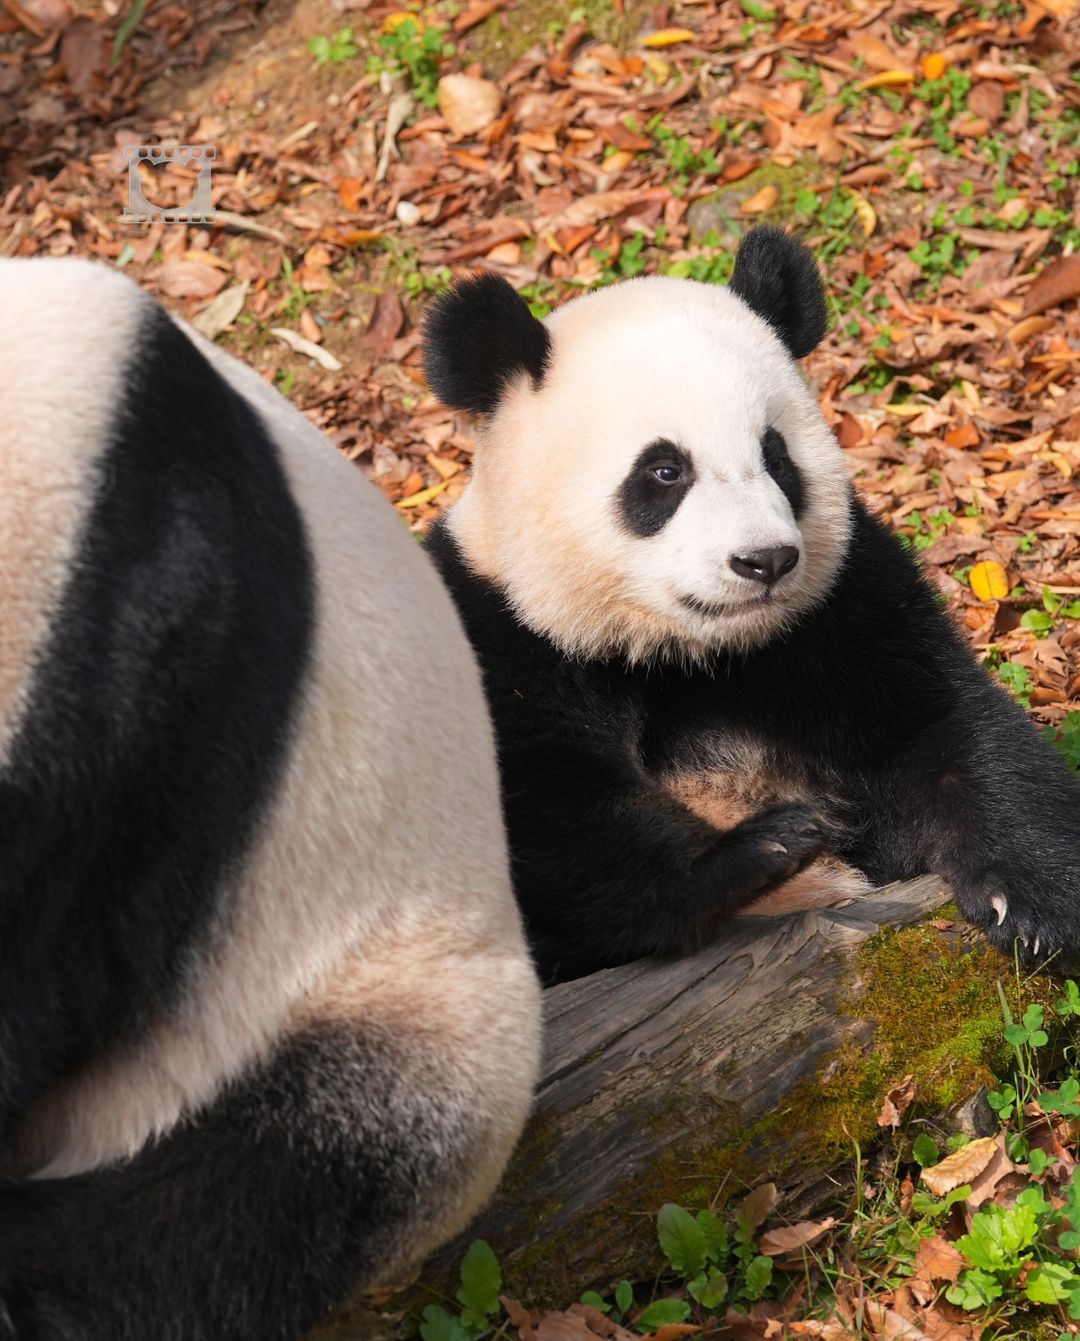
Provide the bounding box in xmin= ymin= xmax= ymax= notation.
xmin=423 ymin=226 xmax=1080 ymax=986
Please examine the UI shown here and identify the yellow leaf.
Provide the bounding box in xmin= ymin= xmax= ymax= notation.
xmin=383 ymin=9 xmax=422 ymax=31
xmin=642 ymin=26 xmax=696 ymax=46
xmin=922 ymin=51 xmax=948 ymax=80
xmin=396 ymin=480 xmax=449 ymax=509
xmin=857 ymin=69 xmax=915 ymax=90
xmin=851 ymin=192 xmax=876 ymax=237
xmin=969 ymin=560 xmax=1009 ymax=603
xmin=739 ymin=184 xmax=779 ymax=215
xmin=920 ymin=1135 xmax=999 ymax=1197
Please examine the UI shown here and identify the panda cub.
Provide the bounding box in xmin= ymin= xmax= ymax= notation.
xmin=0 ymin=258 xmax=540 ymax=1340
xmin=423 ymin=226 xmax=1080 ymax=987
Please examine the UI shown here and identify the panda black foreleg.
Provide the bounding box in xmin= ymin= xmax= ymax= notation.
xmin=839 ymin=669 xmax=1080 ymax=965
xmin=0 ymin=1022 xmax=479 ymax=1341
xmin=508 ymin=742 xmax=829 ymax=982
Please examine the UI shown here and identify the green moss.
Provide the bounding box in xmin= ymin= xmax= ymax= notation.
xmin=685 ymin=158 xmax=831 ymax=242
xmin=462 ymin=0 xmax=650 ymax=77
xmin=752 ymin=918 xmax=1059 ymax=1167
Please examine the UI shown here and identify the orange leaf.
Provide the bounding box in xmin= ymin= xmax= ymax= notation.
xmin=945 ymin=423 xmax=980 ymax=448
xmin=338 ymin=177 xmax=363 ymax=212
xmin=858 ymin=69 xmax=915 ymax=89
xmin=642 ymin=26 xmax=696 ymax=46
xmin=969 ymin=560 xmax=1009 ymax=603
xmin=920 ymin=1134 xmax=998 ymax=1195
xmin=740 ymin=184 xmax=779 ymax=215
xmin=922 ymin=51 xmax=948 ymax=80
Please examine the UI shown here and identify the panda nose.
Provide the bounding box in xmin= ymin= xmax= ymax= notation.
xmin=728 ymin=546 xmax=800 ymax=587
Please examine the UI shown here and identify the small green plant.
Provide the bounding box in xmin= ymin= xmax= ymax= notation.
xmin=368 ymin=16 xmax=453 ymax=107
xmin=419 ymin=1240 xmax=502 ymax=1341
xmin=308 ymin=27 xmax=359 ymax=64
xmin=1044 ymin=711 xmax=1080 ymax=772
xmin=996 ymin=660 xmax=1034 ymax=707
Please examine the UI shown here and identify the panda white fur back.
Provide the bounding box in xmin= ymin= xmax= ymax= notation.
xmin=0 ymin=257 xmax=540 ymax=1339
xmin=423 ymin=227 xmax=1080 ymax=986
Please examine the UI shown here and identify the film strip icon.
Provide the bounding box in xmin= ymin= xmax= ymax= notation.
xmin=123 ymin=145 xmax=216 ymax=225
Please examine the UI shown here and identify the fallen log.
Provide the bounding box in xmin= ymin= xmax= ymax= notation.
xmin=321 ymin=875 xmax=970 ymax=1338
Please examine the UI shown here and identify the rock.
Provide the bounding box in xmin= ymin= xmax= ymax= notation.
xmin=437 ymin=74 xmax=502 ymax=138
xmin=948 ymin=1085 xmax=998 ymax=1140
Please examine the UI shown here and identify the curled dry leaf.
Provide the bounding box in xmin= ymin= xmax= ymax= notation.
xmin=758 ymin=1217 xmax=836 ymax=1256
xmin=920 ymin=1134 xmax=998 ymax=1196
xmin=270 ymin=328 xmax=343 ymax=371
xmin=191 ymin=282 xmax=249 ymax=340
xmin=877 ymin=1074 xmax=916 ymax=1128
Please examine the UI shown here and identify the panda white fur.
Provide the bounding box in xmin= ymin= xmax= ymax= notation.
xmin=422 ymin=226 xmax=1080 ymax=986
xmin=0 ymin=257 xmax=541 ymax=1339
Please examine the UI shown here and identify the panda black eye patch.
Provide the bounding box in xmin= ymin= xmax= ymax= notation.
xmin=762 ymin=427 xmax=805 ymax=520
xmin=617 ymin=440 xmax=695 ymax=537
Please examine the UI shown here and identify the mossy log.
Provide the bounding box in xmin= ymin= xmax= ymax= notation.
xmin=321 ymin=875 xmax=980 ymax=1339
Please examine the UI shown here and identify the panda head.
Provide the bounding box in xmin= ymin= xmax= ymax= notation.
xmin=423 ymin=228 xmax=853 ymax=664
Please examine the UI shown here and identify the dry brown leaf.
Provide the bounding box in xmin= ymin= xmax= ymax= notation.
xmin=1023 ymin=254 xmax=1080 ymax=317
xmin=920 ymin=1135 xmax=998 ymax=1195
xmin=739 ymin=1182 xmax=780 ymax=1234
xmin=158 ymin=259 xmax=228 ymax=300
xmin=913 ymin=1234 xmax=966 ymax=1287
xmin=651 ymin=1326 xmax=702 ymax=1341
xmin=365 ymin=289 xmax=406 ymax=355
xmin=60 ymin=16 xmax=105 ymax=93
xmin=963 ymin=1134 xmax=1016 ymax=1210
xmin=877 ymin=1074 xmax=916 ymax=1129
xmin=758 ymin=1217 xmax=836 ymax=1256
xmin=439 ymin=74 xmax=502 ymax=137
xmin=849 ymin=31 xmax=905 ymax=71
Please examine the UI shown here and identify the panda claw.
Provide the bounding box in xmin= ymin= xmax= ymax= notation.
xmin=1034 ymin=935 xmax=1041 ymax=957
xmin=991 ymin=893 xmax=1008 ymax=927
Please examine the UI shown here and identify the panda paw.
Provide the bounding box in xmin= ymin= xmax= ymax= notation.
xmin=954 ymin=872 xmax=1080 ymax=966
xmin=727 ymin=801 xmax=830 ymax=893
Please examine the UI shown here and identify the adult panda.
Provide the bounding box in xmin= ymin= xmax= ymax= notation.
xmin=422 ymin=226 xmax=1080 ymax=987
xmin=0 ymin=258 xmax=540 ymax=1339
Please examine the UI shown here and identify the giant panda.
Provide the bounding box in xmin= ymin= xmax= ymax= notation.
xmin=0 ymin=258 xmax=541 ymax=1340
xmin=422 ymin=226 xmax=1080 ymax=987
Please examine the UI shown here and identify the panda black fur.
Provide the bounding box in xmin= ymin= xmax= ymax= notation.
xmin=0 ymin=258 xmax=540 ymax=1339
xmin=422 ymin=227 xmax=1080 ymax=987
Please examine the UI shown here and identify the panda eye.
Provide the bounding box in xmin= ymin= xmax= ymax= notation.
xmin=651 ymin=463 xmax=682 ymax=486
xmin=766 ymin=453 xmax=791 ymax=478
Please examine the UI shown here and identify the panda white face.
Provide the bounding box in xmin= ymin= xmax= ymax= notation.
xmin=431 ymin=246 xmax=853 ymax=664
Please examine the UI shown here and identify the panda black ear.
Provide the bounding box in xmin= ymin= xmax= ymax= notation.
xmin=422 ymin=273 xmax=551 ymax=415
xmin=728 ymin=227 xmax=828 ymax=359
